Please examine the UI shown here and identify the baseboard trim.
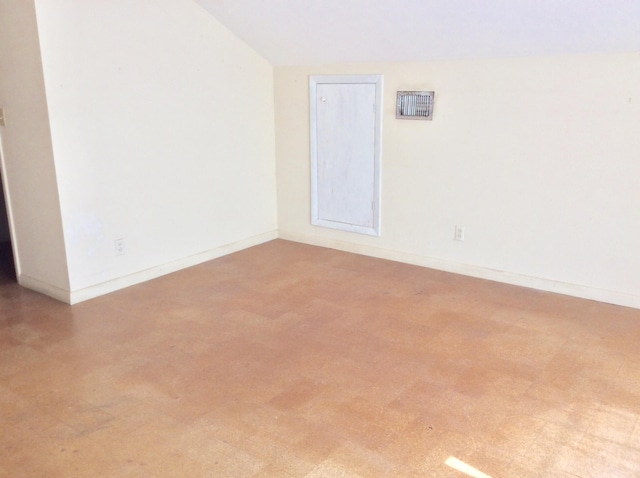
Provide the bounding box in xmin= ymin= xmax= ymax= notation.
xmin=67 ymin=230 xmax=278 ymax=305
xmin=18 ymin=229 xmax=640 ymax=310
xmin=18 ymin=274 xmax=72 ymax=304
xmin=278 ymin=231 xmax=640 ymax=310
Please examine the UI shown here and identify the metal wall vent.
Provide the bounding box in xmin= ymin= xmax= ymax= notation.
xmin=396 ymin=91 xmax=434 ymax=120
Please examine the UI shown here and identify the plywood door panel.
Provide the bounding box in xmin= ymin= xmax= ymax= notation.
xmin=310 ymin=75 xmax=382 ymax=236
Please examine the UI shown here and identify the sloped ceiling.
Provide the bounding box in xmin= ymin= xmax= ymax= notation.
xmin=195 ymin=0 xmax=640 ymax=65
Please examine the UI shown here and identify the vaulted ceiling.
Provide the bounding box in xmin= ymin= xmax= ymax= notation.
xmin=195 ymin=0 xmax=640 ymax=65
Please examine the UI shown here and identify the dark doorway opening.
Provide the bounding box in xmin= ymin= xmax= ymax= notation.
xmin=0 ymin=176 xmax=15 ymax=282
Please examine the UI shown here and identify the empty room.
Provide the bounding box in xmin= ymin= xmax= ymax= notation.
xmin=1 ymin=1 xmax=640 ymax=476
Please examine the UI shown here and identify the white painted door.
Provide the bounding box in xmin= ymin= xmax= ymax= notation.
xmin=310 ymin=75 xmax=382 ymax=236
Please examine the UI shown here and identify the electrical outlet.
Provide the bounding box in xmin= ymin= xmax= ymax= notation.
xmin=114 ymin=238 xmax=125 ymax=256
xmin=454 ymin=225 xmax=465 ymax=242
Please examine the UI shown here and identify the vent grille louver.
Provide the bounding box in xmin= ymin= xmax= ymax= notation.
xmin=396 ymin=91 xmax=434 ymax=120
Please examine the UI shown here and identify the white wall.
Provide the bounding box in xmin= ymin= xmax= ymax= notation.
xmin=3 ymin=2 xmax=638 ymax=308
xmin=33 ymin=0 xmax=278 ymax=301
xmin=0 ymin=0 xmax=70 ymax=295
xmin=275 ymin=53 xmax=640 ymax=309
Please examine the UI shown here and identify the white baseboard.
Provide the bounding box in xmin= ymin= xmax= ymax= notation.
xmin=278 ymin=231 xmax=640 ymax=310
xmin=18 ymin=228 xmax=640 ymax=310
xmin=18 ymin=274 xmax=72 ymax=304
xmin=66 ymin=230 xmax=278 ymax=305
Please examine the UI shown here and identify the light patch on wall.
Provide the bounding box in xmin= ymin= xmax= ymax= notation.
xmin=64 ymin=213 xmax=106 ymax=259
